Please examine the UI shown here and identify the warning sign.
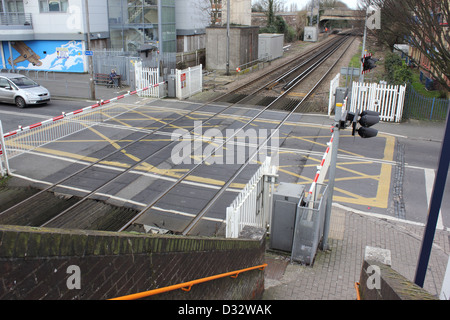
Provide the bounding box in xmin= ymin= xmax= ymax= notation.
xmin=181 ymin=73 xmax=187 ymax=89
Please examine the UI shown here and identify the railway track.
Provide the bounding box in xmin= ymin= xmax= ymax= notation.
xmin=0 ymin=33 xmax=356 ymax=236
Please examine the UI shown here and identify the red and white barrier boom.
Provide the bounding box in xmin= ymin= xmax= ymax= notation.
xmin=1 ymin=82 xmax=165 ymax=161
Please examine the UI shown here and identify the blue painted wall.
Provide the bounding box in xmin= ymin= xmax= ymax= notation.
xmin=1 ymin=40 xmax=86 ymax=73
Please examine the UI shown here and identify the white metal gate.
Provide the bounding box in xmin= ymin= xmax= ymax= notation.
xmin=328 ymin=73 xmax=340 ymax=116
xmin=134 ymin=61 xmax=166 ymax=98
xmin=225 ymin=156 xmax=278 ymax=238
xmin=176 ymin=65 xmax=203 ymax=100
xmin=350 ymin=81 xmax=406 ymax=122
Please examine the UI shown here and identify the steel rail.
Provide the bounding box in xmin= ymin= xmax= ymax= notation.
xmin=39 ymin=36 xmax=351 ymax=229
xmin=0 ymin=46 xmax=307 ymax=220
xmin=1 ymin=35 xmax=352 ymax=232
xmin=271 ymin=36 xmax=348 ymax=91
xmin=118 ymin=35 xmax=354 ymax=233
xmin=39 ymin=53 xmax=323 ymax=228
xmin=37 ymin=38 xmax=349 ymax=228
xmin=180 ymin=36 xmax=356 ymax=235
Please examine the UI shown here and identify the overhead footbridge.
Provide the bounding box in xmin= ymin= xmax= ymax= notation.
xmin=320 ymin=9 xmax=365 ymax=22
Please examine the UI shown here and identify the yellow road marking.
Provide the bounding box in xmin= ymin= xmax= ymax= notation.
xmin=5 ymin=103 xmax=395 ymax=207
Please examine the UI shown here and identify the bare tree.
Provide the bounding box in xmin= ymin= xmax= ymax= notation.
xmin=192 ymin=0 xmax=219 ymax=26
xmin=363 ymin=0 xmax=449 ymax=91
xmin=194 ymin=0 xmax=223 ymax=26
xmin=300 ymin=0 xmax=349 ymax=11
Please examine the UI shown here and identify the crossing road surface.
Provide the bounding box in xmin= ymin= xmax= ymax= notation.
xmin=0 ymin=98 xmax=448 ymax=233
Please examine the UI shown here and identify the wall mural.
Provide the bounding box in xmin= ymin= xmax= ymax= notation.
xmin=2 ymin=40 xmax=86 ymax=73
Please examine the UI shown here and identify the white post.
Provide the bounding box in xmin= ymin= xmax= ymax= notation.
xmin=0 ymin=121 xmax=10 ymax=177
xmin=321 ymin=103 xmax=342 ymax=250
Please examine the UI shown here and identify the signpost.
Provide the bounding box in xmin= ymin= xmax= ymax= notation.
xmin=341 ymin=67 xmax=360 ymax=87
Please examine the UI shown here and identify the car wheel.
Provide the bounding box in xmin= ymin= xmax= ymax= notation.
xmin=15 ymin=97 xmax=26 ymax=108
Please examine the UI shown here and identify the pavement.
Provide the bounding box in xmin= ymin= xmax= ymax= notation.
xmin=23 ymin=71 xmax=134 ymax=102
xmin=25 ymin=71 xmax=450 ymax=300
xmin=263 ymin=205 xmax=450 ymax=300
xmin=260 ymin=114 xmax=450 ymax=300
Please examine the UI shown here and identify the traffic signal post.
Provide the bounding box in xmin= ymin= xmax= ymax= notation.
xmin=361 ymin=54 xmax=378 ymax=74
xmin=321 ymin=103 xmax=342 ymax=251
xmin=321 ymin=101 xmax=380 ymax=251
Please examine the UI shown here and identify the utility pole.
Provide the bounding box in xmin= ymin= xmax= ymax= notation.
xmin=359 ymin=6 xmax=369 ymax=84
xmin=309 ymin=0 xmax=314 ymax=26
xmin=84 ymin=0 xmax=95 ymax=100
xmin=226 ymin=0 xmax=231 ymax=76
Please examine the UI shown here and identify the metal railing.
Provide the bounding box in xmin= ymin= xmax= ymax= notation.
xmin=235 ymin=56 xmax=271 ymax=74
xmin=0 ymin=13 xmax=32 ymax=26
xmin=225 ymin=156 xmax=277 ymax=238
xmin=109 ymin=263 xmax=267 ymax=300
xmin=403 ymin=84 xmax=450 ymax=121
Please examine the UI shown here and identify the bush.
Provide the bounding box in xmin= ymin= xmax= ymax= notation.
xmin=259 ymin=15 xmax=298 ymax=42
xmin=385 ymin=52 xmax=412 ymax=85
xmin=392 ymin=66 xmax=412 ymax=84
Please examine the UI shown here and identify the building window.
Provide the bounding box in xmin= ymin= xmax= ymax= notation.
xmin=6 ymin=0 xmax=25 ymax=13
xmin=39 ymin=0 xmax=69 ymax=13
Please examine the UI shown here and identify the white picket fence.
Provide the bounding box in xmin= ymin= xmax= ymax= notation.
xmin=350 ymin=81 xmax=406 ymax=122
xmin=225 ymin=156 xmax=278 ymax=238
xmin=176 ymin=65 xmax=203 ymax=100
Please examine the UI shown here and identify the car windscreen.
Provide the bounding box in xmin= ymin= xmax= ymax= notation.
xmin=9 ymin=77 xmax=39 ymax=88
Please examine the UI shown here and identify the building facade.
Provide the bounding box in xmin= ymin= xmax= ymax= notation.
xmin=0 ymin=0 xmax=253 ymax=72
xmin=108 ymin=0 xmax=176 ymax=53
xmin=0 ymin=0 xmax=177 ymax=73
xmin=0 ymin=0 xmax=109 ymax=73
xmin=209 ymin=0 xmax=251 ymax=26
xmin=408 ymin=2 xmax=449 ymax=90
xmin=175 ymin=0 xmax=209 ymax=52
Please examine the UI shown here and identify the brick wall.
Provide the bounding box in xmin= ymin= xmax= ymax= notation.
xmin=0 ymin=225 xmax=265 ymax=300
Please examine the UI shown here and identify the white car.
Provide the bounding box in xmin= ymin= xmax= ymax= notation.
xmin=0 ymin=73 xmax=51 ymax=108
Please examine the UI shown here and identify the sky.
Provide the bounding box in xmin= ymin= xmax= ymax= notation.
xmin=252 ymin=0 xmax=360 ymax=11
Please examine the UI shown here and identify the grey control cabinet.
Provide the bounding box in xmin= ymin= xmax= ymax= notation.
xmin=269 ymin=183 xmax=305 ymax=252
xmin=168 ymin=74 xmax=176 ymax=98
